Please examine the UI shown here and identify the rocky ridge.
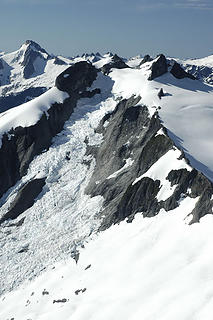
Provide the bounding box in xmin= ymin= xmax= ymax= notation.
xmin=85 ymin=96 xmax=213 ymax=229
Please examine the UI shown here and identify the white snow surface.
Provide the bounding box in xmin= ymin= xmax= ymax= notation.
xmin=110 ymin=65 xmax=213 ymax=181
xmin=0 ymin=87 xmax=69 ymax=147
xmin=179 ymin=54 xmax=213 ymax=68
xmin=3 ymin=204 xmax=213 ymax=320
xmin=126 ymin=55 xmax=144 ymax=68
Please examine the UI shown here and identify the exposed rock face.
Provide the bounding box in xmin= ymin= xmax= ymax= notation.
xmin=53 ymin=57 xmax=67 ymax=65
xmin=0 ymin=62 xmax=99 ymax=199
xmin=55 ymin=61 xmax=98 ymax=95
xmin=22 ymin=50 xmax=44 ymax=79
xmin=170 ymin=62 xmax=196 ymax=80
xmin=158 ymin=88 xmax=165 ymax=99
xmin=101 ymin=54 xmax=129 ymax=75
xmin=85 ymin=96 xmax=172 ymax=228
xmin=85 ymin=96 xmax=213 ymax=229
xmin=183 ymin=64 xmax=213 ymax=84
xmin=148 ymin=54 xmax=168 ymax=80
xmin=139 ymin=54 xmax=153 ymax=66
xmin=0 ymin=178 xmax=46 ymax=224
xmin=22 ymin=41 xmax=49 ymax=79
xmin=0 ymin=58 xmax=3 ymax=70
xmin=24 ymin=40 xmax=48 ymax=54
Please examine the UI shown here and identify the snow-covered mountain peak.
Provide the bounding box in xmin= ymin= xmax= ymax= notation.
xmin=22 ymin=40 xmax=49 ymax=55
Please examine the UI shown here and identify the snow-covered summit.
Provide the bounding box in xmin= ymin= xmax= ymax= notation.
xmin=22 ymin=40 xmax=49 ymax=55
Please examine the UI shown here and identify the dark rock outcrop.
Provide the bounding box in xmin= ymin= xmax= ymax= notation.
xmin=22 ymin=41 xmax=49 ymax=79
xmin=115 ymin=177 xmax=161 ymax=222
xmin=85 ymin=95 xmax=213 ymax=229
xmin=53 ymin=298 xmax=67 ymax=304
xmin=139 ymin=54 xmax=153 ymax=66
xmin=148 ymin=54 xmax=168 ymax=80
xmin=24 ymin=40 xmax=48 ymax=55
xmin=101 ymin=54 xmax=129 ymax=75
xmin=85 ymin=96 xmax=173 ymax=229
xmin=183 ymin=64 xmax=213 ymax=84
xmin=55 ymin=61 xmax=98 ymax=95
xmin=22 ymin=50 xmax=45 ymax=79
xmin=0 ymin=62 xmax=99 ymax=200
xmin=53 ymin=57 xmax=67 ymax=65
xmin=0 ymin=178 xmax=46 ymax=224
xmin=170 ymin=62 xmax=196 ymax=80
xmin=189 ymin=187 xmax=213 ymax=224
xmin=158 ymin=88 xmax=165 ymax=99
xmin=22 ymin=52 xmax=40 ymax=78
xmin=0 ymin=58 xmax=3 ymax=70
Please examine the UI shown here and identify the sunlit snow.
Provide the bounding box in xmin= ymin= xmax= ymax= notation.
xmin=1 ymin=48 xmax=213 ymax=320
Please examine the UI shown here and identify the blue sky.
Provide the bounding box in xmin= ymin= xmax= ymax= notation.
xmin=0 ymin=0 xmax=212 ymax=59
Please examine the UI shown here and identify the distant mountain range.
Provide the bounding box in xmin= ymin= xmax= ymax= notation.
xmin=0 ymin=40 xmax=213 ymax=113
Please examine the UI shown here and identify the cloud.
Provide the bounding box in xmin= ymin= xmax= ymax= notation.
xmin=136 ymin=0 xmax=213 ymax=11
xmin=0 ymin=0 xmax=66 ymax=4
xmin=175 ymin=0 xmax=213 ymax=9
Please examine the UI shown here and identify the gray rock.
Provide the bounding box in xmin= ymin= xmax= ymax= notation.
xmin=0 ymin=178 xmax=46 ymax=224
xmin=53 ymin=57 xmax=67 ymax=65
xmin=139 ymin=54 xmax=153 ymax=66
xmin=55 ymin=61 xmax=98 ymax=95
xmin=0 ymin=58 xmax=3 ymax=70
xmin=53 ymin=298 xmax=67 ymax=303
xmin=170 ymin=62 xmax=196 ymax=80
xmin=85 ymin=95 xmax=213 ymax=228
xmin=183 ymin=64 xmax=213 ymax=84
xmin=148 ymin=54 xmax=168 ymax=80
xmin=189 ymin=188 xmax=213 ymax=224
xmin=85 ymin=96 xmax=173 ymax=229
xmin=22 ymin=41 xmax=50 ymax=79
xmin=158 ymin=88 xmax=164 ymax=99
xmin=22 ymin=49 xmax=43 ymax=79
xmin=101 ymin=54 xmax=129 ymax=75
xmin=24 ymin=40 xmax=48 ymax=54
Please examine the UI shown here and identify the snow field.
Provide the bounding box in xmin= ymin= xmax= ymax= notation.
xmin=110 ymin=66 xmax=213 ymax=181
xmin=2 ymin=200 xmax=213 ymax=320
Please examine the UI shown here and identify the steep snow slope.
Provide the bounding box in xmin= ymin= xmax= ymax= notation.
xmin=110 ymin=64 xmax=213 ymax=181
xmin=2 ymin=208 xmax=213 ymax=320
